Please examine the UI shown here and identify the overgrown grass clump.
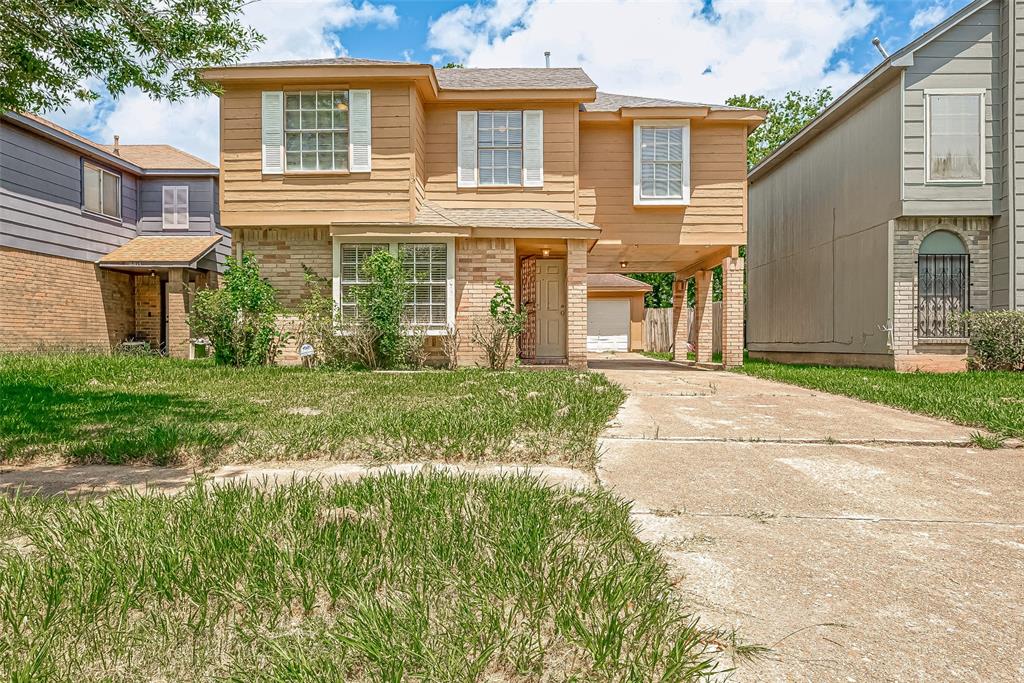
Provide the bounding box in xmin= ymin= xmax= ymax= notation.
xmin=738 ymin=358 xmax=1024 ymax=438
xmin=0 ymin=472 xmax=719 ymax=681
xmin=0 ymin=353 xmax=625 ymax=465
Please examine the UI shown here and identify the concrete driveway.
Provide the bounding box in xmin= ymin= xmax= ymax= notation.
xmin=591 ymin=354 xmax=1024 ymax=682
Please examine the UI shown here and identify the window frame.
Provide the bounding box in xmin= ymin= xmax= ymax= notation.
xmin=633 ymin=119 xmax=691 ymax=206
xmin=923 ymin=88 xmax=986 ymax=185
xmin=161 ymin=185 xmax=190 ymax=230
xmin=476 ymin=110 xmax=524 ymax=188
xmin=331 ymin=236 xmax=456 ymax=335
xmin=81 ymin=160 xmax=122 ymax=221
xmin=283 ymin=89 xmax=351 ymax=174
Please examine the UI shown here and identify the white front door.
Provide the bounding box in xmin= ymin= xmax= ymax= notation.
xmin=587 ymin=298 xmax=630 ymax=351
xmin=536 ymin=259 xmax=566 ymax=358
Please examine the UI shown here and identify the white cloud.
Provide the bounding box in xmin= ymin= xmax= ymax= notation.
xmin=46 ymin=0 xmax=398 ymax=163
xmin=909 ymin=2 xmax=953 ymax=32
xmin=427 ymin=0 xmax=880 ymax=104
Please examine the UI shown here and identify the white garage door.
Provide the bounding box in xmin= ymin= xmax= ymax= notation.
xmin=587 ymin=299 xmax=630 ymax=351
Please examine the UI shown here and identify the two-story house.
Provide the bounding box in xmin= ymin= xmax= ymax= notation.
xmin=202 ymin=58 xmax=763 ymax=368
xmin=748 ymin=0 xmax=1024 ymax=371
xmin=0 ymin=112 xmax=228 ymax=357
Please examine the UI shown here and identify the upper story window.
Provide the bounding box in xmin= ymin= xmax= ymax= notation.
xmin=82 ymin=161 xmax=121 ymax=220
xmin=284 ymin=90 xmax=349 ymax=172
xmin=457 ymin=110 xmax=543 ymax=188
xmin=925 ymin=91 xmax=984 ymax=183
xmin=478 ymin=111 xmax=523 ymax=186
xmin=162 ymin=186 xmax=189 ymax=229
xmin=633 ymin=120 xmax=690 ymax=206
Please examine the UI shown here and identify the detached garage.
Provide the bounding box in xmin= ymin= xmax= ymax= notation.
xmin=586 ymin=274 xmax=652 ymax=352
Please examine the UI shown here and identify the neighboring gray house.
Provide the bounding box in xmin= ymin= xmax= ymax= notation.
xmin=748 ymin=0 xmax=1022 ymax=371
xmin=0 ymin=111 xmax=227 ymax=357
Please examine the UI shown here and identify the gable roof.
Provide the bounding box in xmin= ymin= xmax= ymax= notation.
xmin=748 ymin=0 xmax=994 ymax=182
xmin=434 ymin=67 xmax=596 ymax=90
xmin=6 ymin=111 xmax=218 ymax=176
xmin=98 ymin=235 xmax=221 ymax=268
xmin=587 ymin=273 xmax=653 ymax=292
xmin=582 ymin=91 xmax=753 ymax=113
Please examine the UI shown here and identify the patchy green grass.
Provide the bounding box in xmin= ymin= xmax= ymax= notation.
xmin=0 ymin=471 xmax=723 ymax=681
xmin=737 ymin=358 xmax=1024 ymax=438
xmin=0 ymin=353 xmax=625 ymax=466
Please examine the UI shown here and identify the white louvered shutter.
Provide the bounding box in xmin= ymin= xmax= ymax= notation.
xmin=261 ymin=91 xmax=284 ymax=174
xmin=457 ymin=111 xmax=478 ymax=188
xmin=349 ymin=89 xmax=372 ymax=172
xmin=523 ymin=110 xmax=543 ymax=187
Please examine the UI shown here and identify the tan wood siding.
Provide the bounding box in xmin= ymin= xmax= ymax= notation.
xmin=219 ymin=83 xmax=413 ymax=227
xmin=423 ymin=102 xmax=576 ymax=213
xmin=411 ymin=87 xmax=427 ymax=215
xmin=578 ymin=120 xmax=748 ymax=244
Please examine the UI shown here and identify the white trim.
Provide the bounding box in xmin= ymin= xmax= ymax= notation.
xmin=331 ymin=236 xmax=456 ymax=335
xmin=922 ymin=89 xmax=986 ymax=185
xmin=161 ymin=185 xmax=189 ymax=230
xmin=633 ymin=119 xmax=690 ymax=206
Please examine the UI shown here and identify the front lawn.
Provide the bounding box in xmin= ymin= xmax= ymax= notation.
xmin=0 ymin=354 xmax=625 ymax=466
xmin=738 ymin=358 xmax=1024 ymax=438
xmin=0 ymin=471 xmax=721 ymax=681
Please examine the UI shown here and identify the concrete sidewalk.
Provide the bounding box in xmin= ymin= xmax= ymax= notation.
xmin=591 ymin=353 xmax=1024 ymax=682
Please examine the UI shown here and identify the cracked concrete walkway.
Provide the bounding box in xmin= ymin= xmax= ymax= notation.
xmin=591 ymin=353 xmax=1024 ymax=682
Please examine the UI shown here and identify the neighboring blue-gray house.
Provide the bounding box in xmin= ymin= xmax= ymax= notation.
xmin=748 ymin=0 xmax=1023 ymax=371
xmin=0 ymin=111 xmax=227 ymax=356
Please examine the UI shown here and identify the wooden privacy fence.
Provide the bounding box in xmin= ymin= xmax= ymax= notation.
xmin=643 ymin=304 xmax=722 ymax=355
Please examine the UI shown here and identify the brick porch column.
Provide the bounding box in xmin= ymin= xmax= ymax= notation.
xmin=721 ymin=256 xmax=744 ymax=368
xmin=166 ymin=268 xmax=191 ymax=359
xmin=671 ymin=277 xmax=689 ymax=361
xmin=565 ymin=239 xmax=588 ymax=369
xmin=693 ymin=269 xmax=714 ymax=364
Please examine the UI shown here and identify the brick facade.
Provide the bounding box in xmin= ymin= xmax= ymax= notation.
xmin=236 ymin=227 xmax=333 ymax=311
xmin=134 ymin=275 xmax=161 ymax=347
xmin=0 ymin=247 xmax=134 ymax=352
xmin=892 ymin=217 xmax=990 ymax=372
xmin=693 ymin=269 xmax=714 ymax=363
xmin=672 ymin=278 xmax=689 ymax=360
xmin=455 ymin=237 xmax=517 ymax=367
xmin=721 ymin=256 xmax=744 ymax=368
xmin=565 ymin=239 xmax=588 ymax=369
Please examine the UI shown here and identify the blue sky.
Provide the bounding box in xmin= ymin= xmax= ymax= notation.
xmin=50 ymin=0 xmax=976 ymax=163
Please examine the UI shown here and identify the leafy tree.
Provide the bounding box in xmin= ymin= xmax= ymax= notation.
xmin=442 ymin=62 xmax=464 ymax=69
xmin=0 ymin=0 xmax=262 ymax=113
xmin=727 ymin=88 xmax=834 ymax=168
xmin=627 ymin=272 xmax=673 ymax=308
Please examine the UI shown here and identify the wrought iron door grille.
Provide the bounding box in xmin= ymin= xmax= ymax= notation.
xmin=918 ymin=254 xmax=968 ymax=338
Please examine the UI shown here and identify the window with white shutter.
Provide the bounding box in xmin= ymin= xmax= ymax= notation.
xmin=523 ymin=110 xmax=543 ymax=187
xmin=261 ymin=91 xmax=284 ymax=174
xmin=349 ymin=89 xmax=372 ymax=172
xmin=457 ymin=111 xmax=478 ymax=187
xmin=457 ymin=109 xmax=543 ymax=188
xmin=332 ymin=238 xmax=456 ymax=333
xmin=633 ymin=119 xmax=690 ymax=206
xmin=162 ymin=186 xmax=189 ymax=229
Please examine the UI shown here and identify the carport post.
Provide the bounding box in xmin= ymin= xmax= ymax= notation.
xmin=671 ymin=277 xmax=689 ymax=361
xmin=693 ymin=270 xmax=714 ymax=364
xmin=721 ymin=256 xmax=745 ymax=368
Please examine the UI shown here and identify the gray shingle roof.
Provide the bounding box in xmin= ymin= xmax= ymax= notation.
xmin=582 ymin=91 xmax=756 ymax=113
xmin=414 ymin=202 xmax=598 ymax=230
xmin=435 ymin=67 xmax=596 ymax=90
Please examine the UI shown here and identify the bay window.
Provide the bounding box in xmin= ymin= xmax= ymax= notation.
xmin=332 ymin=238 xmax=455 ymax=332
xmin=633 ymin=120 xmax=690 ymax=206
xmin=925 ymin=90 xmax=984 ymax=183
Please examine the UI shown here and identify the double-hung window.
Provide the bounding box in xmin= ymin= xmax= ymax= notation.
xmin=82 ymin=162 xmax=121 ymax=220
xmin=633 ymin=120 xmax=690 ymax=206
xmin=284 ymin=90 xmax=349 ymax=172
xmin=162 ymin=186 xmax=189 ymax=229
xmin=478 ymin=111 xmax=523 ymax=186
xmin=333 ymin=239 xmax=455 ymax=333
xmin=925 ymin=90 xmax=984 ymax=183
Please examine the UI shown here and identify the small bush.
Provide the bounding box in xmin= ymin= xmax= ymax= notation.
xmin=187 ymin=253 xmax=288 ymax=367
xmin=297 ymin=267 xmax=348 ymax=368
xmin=959 ymin=310 xmax=1024 ymax=371
xmin=472 ymin=279 xmax=526 ymax=370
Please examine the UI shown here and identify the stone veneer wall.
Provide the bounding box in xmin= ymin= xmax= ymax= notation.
xmin=0 ymin=246 xmax=134 ymax=352
xmin=892 ymin=217 xmax=990 ymax=372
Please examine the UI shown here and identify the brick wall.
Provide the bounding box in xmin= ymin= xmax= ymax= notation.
xmin=721 ymin=256 xmax=744 ymax=368
xmin=693 ymin=269 xmax=714 ymax=363
xmin=235 ymin=227 xmax=332 ymax=311
xmin=455 ymin=237 xmax=516 ymax=367
xmin=892 ymin=217 xmax=990 ymax=372
xmin=0 ymin=247 xmax=134 ymax=352
xmin=566 ymin=239 xmax=588 ymax=369
xmin=134 ymin=275 xmax=161 ymax=346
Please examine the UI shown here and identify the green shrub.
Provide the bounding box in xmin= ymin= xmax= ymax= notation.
xmin=188 ymin=253 xmax=288 ymax=367
xmin=472 ymin=279 xmax=526 ymax=370
xmin=297 ymin=267 xmax=349 ymax=368
xmin=353 ymin=250 xmax=414 ymax=369
xmin=960 ymin=310 xmax=1024 ymax=371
